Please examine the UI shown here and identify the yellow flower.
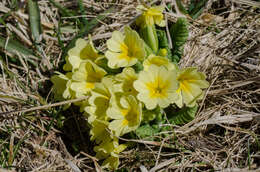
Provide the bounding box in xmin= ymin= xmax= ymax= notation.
xmin=89 ymin=119 xmax=111 ymax=144
xmin=136 ymin=5 xmax=165 ymax=27
xmin=134 ymin=65 xmax=178 ymax=110
xmin=70 ymin=60 xmax=107 ymax=97
xmin=94 ymin=137 xmax=127 ymax=161
xmin=101 ymin=139 xmax=126 ymax=170
xmin=94 ymin=139 xmax=118 ymax=159
xmin=143 ymin=54 xmax=176 ymax=71
xmin=107 ymin=94 xmax=142 ymax=136
xmin=94 ymin=138 xmax=127 ymax=170
xmin=63 ymin=36 xmax=103 ymax=71
xmin=50 ymin=72 xmax=74 ymax=100
xmin=175 ymin=67 xmax=209 ymax=108
xmin=101 ymin=154 xmax=119 ymax=170
xmin=84 ymin=77 xmax=115 ymax=123
xmin=105 ymin=27 xmax=146 ymax=69
xmin=114 ymin=67 xmax=138 ymax=96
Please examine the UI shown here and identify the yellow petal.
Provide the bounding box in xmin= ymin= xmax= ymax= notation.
xmin=107 ymin=31 xmax=124 ymax=52
xmin=68 ymin=55 xmax=82 ymax=71
xmin=114 ymin=67 xmax=138 ymax=96
xmin=143 ymin=54 xmax=175 ymax=71
xmin=175 ymin=67 xmax=209 ymax=107
xmin=70 ymin=81 xmax=93 ymax=97
xmin=90 ymin=120 xmax=111 ymax=144
xmin=68 ymin=38 xmax=87 ymax=57
xmin=51 ymin=72 xmax=74 ymax=100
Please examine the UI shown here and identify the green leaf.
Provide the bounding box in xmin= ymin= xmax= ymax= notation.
xmin=9 ymin=135 xmax=28 ymax=166
xmin=171 ymin=48 xmax=183 ymax=63
xmin=188 ymin=0 xmax=208 ymax=19
xmin=142 ymin=109 xmax=157 ymax=123
xmin=0 ymin=36 xmax=34 ymax=57
xmin=28 ymin=0 xmax=42 ymax=44
xmin=156 ymin=29 xmax=174 ymax=61
xmin=135 ymin=124 xmax=160 ymax=139
xmin=170 ymin=17 xmax=189 ymax=48
xmin=10 ymin=0 xmax=18 ymax=10
xmin=0 ymin=37 xmax=38 ymax=67
xmin=57 ymin=22 xmax=65 ymax=51
xmin=168 ymin=105 xmax=198 ymax=125
xmin=157 ymin=29 xmax=168 ymax=48
xmin=61 ymin=7 xmax=115 ymax=60
xmin=176 ymin=0 xmax=188 ymax=14
xmin=0 ymin=16 xmax=7 ymax=27
xmin=0 ymin=11 xmax=10 ymax=26
xmin=28 ymin=0 xmax=51 ymax=66
xmin=135 ymin=107 xmax=167 ymax=140
xmin=170 ymin=17 xmax=189 ymax=62
xmin=77 ymin=0 xmax=88 ymax=25
xmin=48 ymin=0 xmax=75 ymax=17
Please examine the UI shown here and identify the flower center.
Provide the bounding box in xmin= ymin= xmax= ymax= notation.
xmin=119 ymin=43 xmax=131 ymax=61
xmin=176 ymin=80 xmax=190 ymax=93
xmin=146 ymin=77 xmax=169 ymax=98
xmin=86 ymin=82 xmax=95 ymax=89
xmin=155 ymin=87 xmax=163 ymax=94
xmin=120 ymin=109 xmax=129 ymax=117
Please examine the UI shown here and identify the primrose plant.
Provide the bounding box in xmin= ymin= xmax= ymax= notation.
xmin=51 ymin=4 xmax=209 ymax=170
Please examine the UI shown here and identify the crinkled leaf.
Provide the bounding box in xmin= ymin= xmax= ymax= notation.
xmin=168 ymin=105 xmax=198 ymax=125
xmin=135 ymin=124 xmax=160 ymax=140
xmin=171 ymin=48 xmax=183 ymax=63
xmin=156 ymin=29 xmax=176 ymax=62
xmin=170 ymin=17 xmax=189 ymax=48
xmin=157 ymin=29 xmax=168 ymax=48
xmin=170 ymin=17 xmax=189 ymax=62
xmin=136 ymin=107 xmax=166 ymax=140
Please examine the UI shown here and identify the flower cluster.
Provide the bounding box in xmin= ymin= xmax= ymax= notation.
xmin=51 ymin=5 xmax=209 ymax=170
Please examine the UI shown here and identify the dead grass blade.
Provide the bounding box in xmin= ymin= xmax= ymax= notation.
xmin=233 ymin=0 xmax=260 ymax=7
xmin=0 ymin=96 xmax=88 ymax=116
xmin=65 ymin=159 xmax=81 ymax=172
xmin=149 ymin=157 xmax=176 ymax=172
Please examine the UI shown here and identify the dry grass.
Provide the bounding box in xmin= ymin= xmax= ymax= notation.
xmin=0 ymin=0 xmax=259 ymax=171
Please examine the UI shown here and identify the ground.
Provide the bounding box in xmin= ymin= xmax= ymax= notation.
xmin=0 ymin=0 xmax=259 ymax=171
